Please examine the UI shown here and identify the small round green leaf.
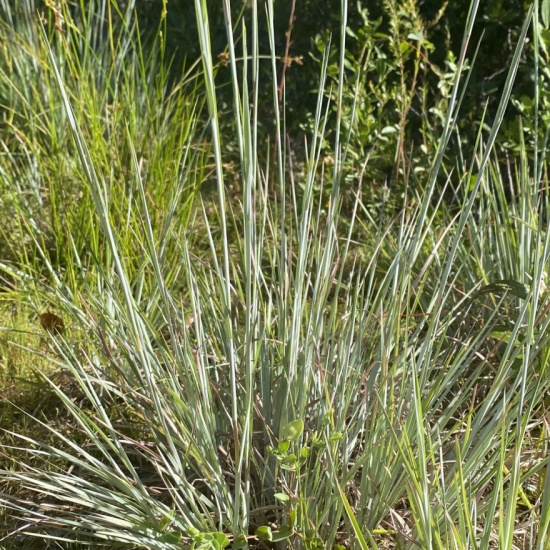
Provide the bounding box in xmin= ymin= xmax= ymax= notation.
xmin=256 ymin=526 xmax=273 ymax=541
xmin=278 ymin=440 xmax=290 ymax=454
xmin=281 ymin=419 xmax=304 ymax=441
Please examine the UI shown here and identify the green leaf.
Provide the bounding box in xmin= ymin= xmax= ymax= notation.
xmin=407 ymin=30 xmax=424 ymax=42
xmin=161 ymin=531 xmax=182 ymax=544
xmin=188 ymin=528 xmax=202 ymax=540
xmin=399 ymin=41 xmax=411 ymax=54
xmin=211 ymin=532 xmax=230 ymax=548
xmin=306 ymin=536 xmax=325 ymax=549
xmin=159 ymin=513 xmax=173 ymax=530
xmin=281 ymin=419 xmax=304 ymax=441
xmin=271 ymin=526 xmax=294 ymax=542
xmin=256 ymin=526 xmax=273 ymax=541
xmin=187 ymin=530 xmax=229 ymax=549
xmin=323 ymin=409 xmax=334 ymax=426
xmin=541 ymin=28 xmax=550 ymax=50
xmin=278 ymin=440 xmax=290 ymax=454
xmin=289 ymin=507 xmax=297 ymax=528
xmin=274 ymin=492 xmax=290 ymax=503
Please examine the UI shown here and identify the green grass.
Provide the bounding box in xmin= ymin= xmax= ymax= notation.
xmin=1 ymin=0 xmax=550 ymax=549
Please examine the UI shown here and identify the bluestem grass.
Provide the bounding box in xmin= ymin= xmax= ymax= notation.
xmin=0 ymin=1 xmax=549 ymax=548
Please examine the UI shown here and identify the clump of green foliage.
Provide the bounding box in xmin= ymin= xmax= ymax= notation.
xmin=0 ymin=1 xmax=550 ymax=549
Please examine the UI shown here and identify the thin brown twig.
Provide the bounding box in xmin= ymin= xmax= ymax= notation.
xmin=278 ymin=0 xmax=297 ymax=104
xmin=270 ymin=0 xmax=297 ymax=194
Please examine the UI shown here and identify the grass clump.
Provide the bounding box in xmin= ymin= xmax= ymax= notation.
xmin=0 ymin=0 xmax=550 ymax=549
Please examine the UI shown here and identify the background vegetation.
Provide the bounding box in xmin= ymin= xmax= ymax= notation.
xmin=0 ymin=0 xmax=549 ymax=548
xmin=133 ymin=0 xmax=541 ymax=188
